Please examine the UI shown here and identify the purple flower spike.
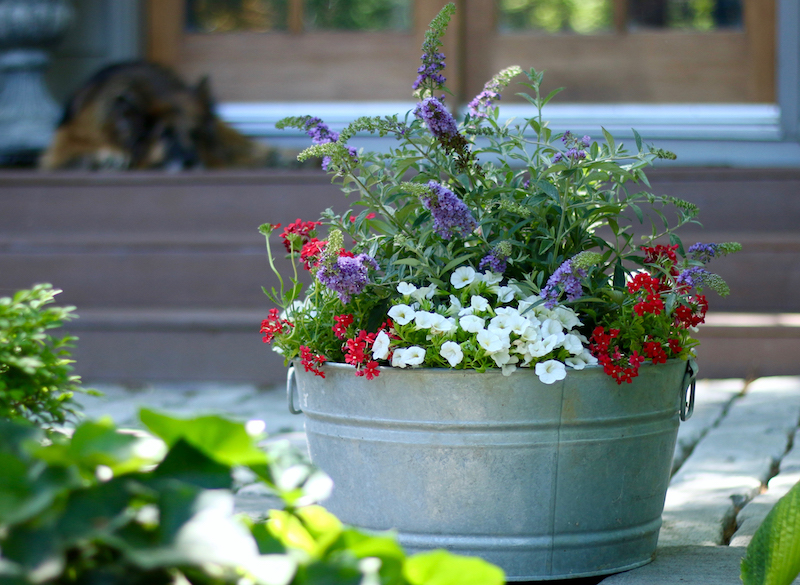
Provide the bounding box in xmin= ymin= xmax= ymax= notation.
xmin=541 ymin=258 xmax=587 ymax=308
xmin=304 ymin=117 xmax=357 ymax=170
xmin=414 ymin=97 xmax=458 ymax=141
xmin=317 ymin=253 xmax=379 ymax=304
xmin=677 ymin=266 xmax=710 ymax=289
xmin=421 ymin=181 xmax=477 ymax=240
xmin=687 ymin=242 xmax=720 ymax=264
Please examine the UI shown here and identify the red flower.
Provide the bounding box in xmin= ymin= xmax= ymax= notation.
xmin=300 ymin=345 xmax=327 ymax=378
xmin=643 ymin=340 xmax=667 ymax=364
xmin=350 ymin=212 xmax=377 ymax=222
xmin=668 ymin=338 xmax=682 ymax=355
xmin=333 ymin=313 xmax=355 ymax=339
xmin=260 ymin=308 xmax=293 ymax=343
xmin=300 ymin=238 xmax=327 ymax=271
xmin=280 ymin=219 xmax=322 ymax=253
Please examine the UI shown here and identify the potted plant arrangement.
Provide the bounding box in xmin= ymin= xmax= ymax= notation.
xmin=259 ymin=4 xmax=739 ymax=580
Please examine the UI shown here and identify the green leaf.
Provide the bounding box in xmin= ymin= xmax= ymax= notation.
xmin=633 ymin=129 xmax=643 ymax=152
xmin=403 ymin=549 xmax=505 ymax=585
xmin=741 ymin=480 xmax=800 ymax=585
xmin=441 ymin=253 xmax=476 ymax=274
xmin=139 ymin=409 xmax=267 ymax=467
xmin=152 ymin=438 xmax=233 ymax=490
xmin=601 ymin=126 xmax=615 ymax=152
xmin=392 ymin=258 xmax=424 ymax=267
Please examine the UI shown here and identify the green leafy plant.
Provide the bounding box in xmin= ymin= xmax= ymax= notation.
xmin=741 ymin=479 xmax=800 ymax=585
xmin=260 ymin=3 xmax=738 ymax=386
xmin=0 ymin=411 xmax=505 ymax=585
xmin=0 ymin=284 xmax=88 ymax=426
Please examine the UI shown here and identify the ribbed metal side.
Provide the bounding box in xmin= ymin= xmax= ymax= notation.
xmin=293 ymin=361 xmax=687 ymax=580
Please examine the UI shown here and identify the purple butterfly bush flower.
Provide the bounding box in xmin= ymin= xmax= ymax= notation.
xmin=413 ymin=49 xmax=446 ymax=92
xmin=421 ymin=181 xmax=477 ymax=240
xmin=677 ymin=266 xmax=710 ymax=289
xmin=479 ymin=242 xmax=512 ymax=274
xmin=467 ymin=66 xmax=522 ymax=119
xmin=304 ymin=117 xmax=358 ymax=171
xmin=541 ymin=258 xmax=587 ymax=309
xmin=414 ymin=97 xmax=458 ymax=141
xmin=553 ymin=131 xmax=591 ymax=164
xmin=687 ymin=242 xmax=720 ymax=264
xmin=317 ymin=253 xmax=379 ymax=304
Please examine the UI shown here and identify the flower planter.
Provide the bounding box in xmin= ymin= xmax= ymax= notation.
xmin=288 ymin=360 xmax=696 ymax=581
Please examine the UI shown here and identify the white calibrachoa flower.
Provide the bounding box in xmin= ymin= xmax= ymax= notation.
xmin=440 ymin=341 xmax=464 ymax=367
xmin=372 ymin=331 xmax=391 ymax=360
xmin=479 ymin=271 xmax=503 ymax=286
xmin=430 ymin=316 xmax=457 ymax=335
xmin=470 ymin=295 xmax=490 ymax=312
xmin=402 ymin=346 xmax=426 ymax=366
xmin=477 ymin=330 xmax=508 ymax=354
xmin=414 ymin=311 xmax=440 ymax=330
xmin=459 ymin=314 xmax=485 ymax=333
xmin=563 ymin=334 xmax=584 ymax=356
xmin=391 ymin=347 xmax=407 ymax=367
xmin=493 ymin=285 xmax=516 ymax=303
xmin=397 ymin=282 xmax=417 ymax=296
xmin=535 ymin=360 xmax=567 ymax=384
xmin=451 ymin=266 xmax=476 ymax=289
xmin=388 ymin=304 xmax=416 ymax=325
xmin=565 ymin=350 xmax=598 ymax=370
xmin=411 ymin=284 xmax=437 ymax=302
xmin=447 ymin=295 xmax=462 ymax=316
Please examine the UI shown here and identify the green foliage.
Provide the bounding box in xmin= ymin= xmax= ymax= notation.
xmin=0 ymin=284 xmax=88 ymax=426
xmin=741 ymin=480 xmax=800 ymax=585
xmin=0 ymin=412 xmax=505 ymax=585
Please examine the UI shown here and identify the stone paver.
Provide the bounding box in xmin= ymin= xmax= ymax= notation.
xmin=672 ymin=379 xmax=744 ymax=473
xmin=659 ymin=376 xmax=800 ymax=546
xmin=600 ymin=546 xmax=746 ymax=584
xmin=730 ymin=428 xmax=800 ymax=547
xmin=75 ymin=382 xmax=302 ymax=435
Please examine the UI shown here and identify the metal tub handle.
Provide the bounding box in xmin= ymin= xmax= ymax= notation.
xmin=287 ymin=365 xmax=302 ymax=415
xmin=680 ymin=360 xmax=698 ymax=421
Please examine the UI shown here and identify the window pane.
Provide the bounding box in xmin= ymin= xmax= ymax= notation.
xmin=629 ymin=0 xmax=743 ymax=30
xmin=304 ymin=0 xmax=412 ymax=31
xmin=498 ymin=0 xmax=613 ymax=34
xmin=186 ymin=0 xmax=288 ymax=32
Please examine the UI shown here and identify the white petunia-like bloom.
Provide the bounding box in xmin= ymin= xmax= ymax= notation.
xmin=540 ymin=318 xmax=564 ymax=337
xmin=397 ymin=281 xmax=417 ymax=296
xmin=459 ymin=314 xmax=486 ymax=333
xmin=492 ymin=285 xmax=516 ymax=303
xmin=414 ymin=311 xmax=441 ymax=330
xmin=488 ymin=313 xmax=516 ymax=336
xmin=388 ymin=304 xmax=416 ymax=325
xmin=535 ymin=360 xmax=567 ymax=384
xmin=477 ymin=330 xmax=509 ymax=354
xmin=451 ymin=266 xmax=477 ymax=289
xmin=447 ymin=294 xmax=463 ymax=316
xmin=552 ymin=306 xmax=582 ymax=330
xmin=372 ymin=331 xmax=391 ymax=360
xmin=430 ymin=316 xmax=457 ymax=335
xmin=501 ymin=355 xmax=520 ymax=376
xmin=392 ymin=347 xmax=408 ymax=368
xmin=565 ymin=350 xmax=598 ymax=370
xmin=562 ymin=333 xmax=585 ymax=356
xmin=479 ymin=271 xmax=503 ymax=286
xmin=490 ymin=350 xmax=514 ymax=367
xmin=528 ymin=334 xmax=560 ymax=358
xmin=470 ymin=295 xmax=490 ymax=312
xmin=440 ymin=341 xmax=464 ymax=367
xmin=402 ymin=346 xmax=426 ymax=366
xmin=411 ymin=284 xmax=438 ymax=302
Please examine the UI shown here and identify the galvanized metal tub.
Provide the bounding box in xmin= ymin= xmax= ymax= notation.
xmin=288 ymin=360 xmax=695 ymax=581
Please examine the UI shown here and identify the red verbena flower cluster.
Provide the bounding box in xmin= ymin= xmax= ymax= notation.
xmin=627 ymin=272 xmax=665 ymax=316
xmin=332 ymin=313 xmax=354 ymax=339
xmin=642 ymin=244 xmax=679 ymax=272
xmin=675 ymin=294 xmax=708 ymax=328
xmin=342 ymin=320 xmax=395 ymax=379
xmin=260 ymin=308 xmax=293 ymax=343
xmin=300 ymin=238 xmax=326 ymax=271
xmin=299 ymin=345 xmax=327 ymax=378
xmin=589 ymin=326 xmax=645 ymax=385
xmin=280 ymin=219 xmax=322 ymax=253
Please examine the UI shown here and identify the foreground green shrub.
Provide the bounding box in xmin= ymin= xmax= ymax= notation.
xmin=0 ymin=284 xmax=86 ymax=426
xmin=741 ymin=479 xmax=800 ymax=585
xmin=0 ymin=411 xmax=505 ymax=585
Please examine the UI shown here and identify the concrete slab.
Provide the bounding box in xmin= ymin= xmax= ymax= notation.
xmin=599 ymin=546 xmax=745 ymax=584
